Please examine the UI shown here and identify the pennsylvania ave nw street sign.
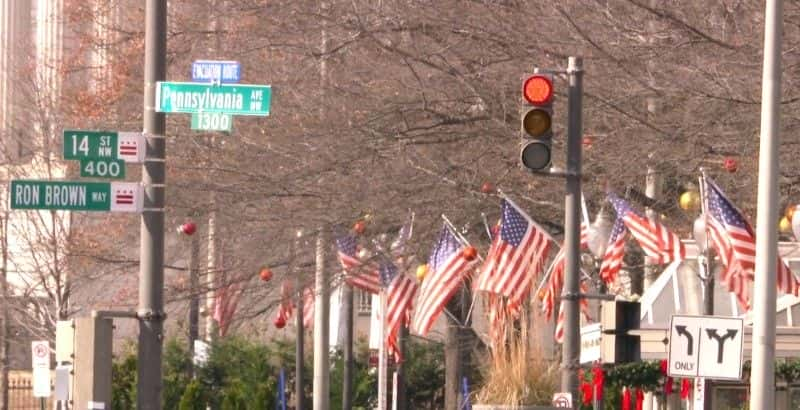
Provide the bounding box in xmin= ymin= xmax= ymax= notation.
xmin=155 ymin=81 xmax=271 ymax=116
xmin=9 ymin=180 xmax=143 ymax=213
xmin=668 ymin=314 xmax=744 ymax=380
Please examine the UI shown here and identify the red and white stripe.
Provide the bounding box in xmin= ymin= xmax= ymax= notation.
xmin=411 ymin=254 xmax=475 ymax=336
xmin=598 ymin=232 xmax=626 ymax=284
xmin=476 ymin=203 xmax=551 ymax=310
xmin=622 ymin=213 xmax=686 ymax=264
xmin=339 ymin=252 xmax=381 ymax=294
xmin=542 ymin=223 xmax=589 ymax=319
xmin=385 ymin=275 xmax=417 ymax=362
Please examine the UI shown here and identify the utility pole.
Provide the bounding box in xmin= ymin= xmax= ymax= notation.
xmin=561 ymin=56 xmax=584 ymax=402
xmin=750 ymin=0 xmax=783 ymax=408
xmin=138 ymin=1 xmax=166 ymax=408
xmin=312 ymin=229 xmax=330 ymax=410
xmin=395 ymin=326 xmax=408 ymax=410
xmin=188 ymin=232 xmax=200 ymax=377
xmin=444 ymin=298 xmax=462 ymax=410
xmin=293 ymin=234 xmax=304 ymax=410
xmin=341 ymin=283 xmax=354 ymax=410
xmin=0 ymin=209 xmax=8 ymax=410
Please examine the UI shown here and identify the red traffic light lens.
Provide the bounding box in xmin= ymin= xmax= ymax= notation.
xmin=522 ymin=108 xmax=552 ymax=137
xmin=523 ymin=75 xmax=553 ymax=105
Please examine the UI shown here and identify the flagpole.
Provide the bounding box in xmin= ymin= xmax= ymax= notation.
xmin=440 ymin=216 xmax=478 ymax=325
xmin=377 ymin=291 xmax=388 ymax=410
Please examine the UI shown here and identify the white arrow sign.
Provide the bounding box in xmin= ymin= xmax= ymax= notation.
xmin=668 ymin=314 xmax=744 ymax=380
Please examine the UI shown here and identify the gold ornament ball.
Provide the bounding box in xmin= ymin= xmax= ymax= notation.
xmin=416 ymin=264 xmax=428 ymax=281
xmin=780 ymin=216 xmax=792 ymax=233
xmin=679 ymin=191 xmax=700 ymax=211
xmin=786 ymin=205 xmax=798 ymax=222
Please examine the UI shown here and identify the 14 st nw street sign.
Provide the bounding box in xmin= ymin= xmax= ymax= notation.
xmin=9 ymin=180 xmax=143 ymax=213
xmin=155 ymin=81 xmax=271 ymax=116
xmin=62 ymin=130 xmax=146 ymax=163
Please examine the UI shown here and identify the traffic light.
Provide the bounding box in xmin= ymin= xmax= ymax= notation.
xmin=600 ymin=300 xmax=641 ymax=363
xmin=520 ymin=73 xmax=554 ymax=171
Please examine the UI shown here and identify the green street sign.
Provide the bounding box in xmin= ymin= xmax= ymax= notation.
xmin=62 ymin=130 xmax=146 ymax=163
xmin=191 ymin=112 xmax=233 ymax=132
xmin=79 ymin=159 xmax=126 ymax=179
xmin=9 ymin=180 xmax=142 ymax=212
xmin=155 ymin=81 xmax=271 ymax=116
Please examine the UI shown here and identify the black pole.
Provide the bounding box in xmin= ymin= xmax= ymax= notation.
xmin=296 ymin=282 xmax=305 ymax=410
xmin=396 ymin=326 xmax=408 ymax=410
xmin=342 ymin=284 xmax=354 ymax=410
xmin=138 ymin=1 xmax=167 ymax=408
xmin=188 ymin=233 xmax=200 ymax=378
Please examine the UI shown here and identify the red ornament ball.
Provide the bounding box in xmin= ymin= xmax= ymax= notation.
xmin=259 ymin=267 xmax=273 ymax=282
xmin=273 ymin=316 xmax=286 ymax=329
xmin=480 ymin=182 xmax=494 ymax=194
xmin=178 ymin=222 xmax=197 ymax=236
xmin=353 ymin=220 xmax=366 ymax=235
xmin=462 ymin=246 xmax=478 ymax=261
xmin=723 ymin=157 xmax=738 ymax=173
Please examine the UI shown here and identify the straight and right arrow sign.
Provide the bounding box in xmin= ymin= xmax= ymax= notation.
xmin=668 ymin=314 xmax=744 ymax=380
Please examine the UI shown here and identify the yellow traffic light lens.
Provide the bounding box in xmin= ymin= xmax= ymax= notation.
xmin=522 ymin=109 xmax=552 ymax=137
xmin=523 ymin=75 xmax=553 ymax=105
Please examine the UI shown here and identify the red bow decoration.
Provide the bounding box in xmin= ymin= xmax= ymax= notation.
xmin=681 ymin=379 xmax=692 ymax=400
xmin=580 ymin=382 xmax=593 ymax=405
xmin=660 ymin=359 xmax=674 ymax=395
xmin=636 ymin=388 xmax=644 ymax=410
xmin=622 ymin=387 xmax=631 ymax=410
xmin=592 ymin=364 xmax=604 ymax=402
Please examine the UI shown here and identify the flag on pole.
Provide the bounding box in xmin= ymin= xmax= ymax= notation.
xmin=411 ymin=225 xmax=476 ymax=336
xmin=598 ymin=211 xmax=627 ymax=284
xmin=336 ymin=232 xmax=381 ymax=294
xmin=380 ymin=260 xmax=417 ymax=362
xmin=704 ymin=176 xmax=800 ymax=304
xmin=542 ymin=223 xmax=589 ymax=320
xmin=606 ymin=192 xmax=686 ymax=264
xmin=476 ymin=198 xmax=551 ymax=311
xmin=213 ymin=281 xmax=242 ymax=337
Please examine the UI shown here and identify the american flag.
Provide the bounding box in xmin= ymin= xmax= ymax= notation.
xmin=542 ymin=223 xmax=589 ymax=320
xmin=598 ymin=213 xmax=627 ymax=284
xmin=554 ymin=281 xmax=590 ymax=343
xmin=380 ymin=260 xmax=417 ymax=362
xmin=476 ymin=198 xmax=551 ymax=311
xmin=274 ymin=279 xmax=294 ymax=329
xmin=705 ymin=177 xmax=800 ymax=303
xmin=411 ymin=226 xmax=476 ymax=336
xmin=607 ymin=193 xmax=685 ymax=264
xmin=213 ymin=281 xmax=242 ymax=337
xmin=336 ymin=232 xmax=381 ymax=294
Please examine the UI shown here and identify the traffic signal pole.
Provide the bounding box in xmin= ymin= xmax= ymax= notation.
xmin=750 ymin=0 xmax=783 ymax=408
xmin=138 ymin=0 xmax=167 ymax=409
xmin=561 ymin=56 xmax=584 ymax=403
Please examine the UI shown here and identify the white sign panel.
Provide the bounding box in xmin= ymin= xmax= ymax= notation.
xmin=31 ymin=340 xmax=50 ymax=369
xmin=31 ymin=340 xmax=51 ymax=397
xmin=116 ymin=132 xmax=146 ymax=163
xmin=109 ymin=182 xmax=143 ymax=213
xmin=693 ymin=378 xmax=705 ymax=409
xmin=193 ymin=340 xmax=210 ymax=367
xmin=668 ymin=315 xmax=744 ymax=380
xmin=580 ymin=323 xmax=601 ymax=364
xmin=54 ymin=365 xmax=70 ymax=400
xmin=552 ymin=392 xmax=573 ymax=408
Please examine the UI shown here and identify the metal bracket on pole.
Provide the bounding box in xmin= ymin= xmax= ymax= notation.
xmin=92 ymin=310 xmax=139 ymax=319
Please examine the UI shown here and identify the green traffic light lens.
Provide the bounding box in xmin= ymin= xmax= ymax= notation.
xmin=523 ymin=109 xmax=552 ymax=137
xmin=520 ymin=141 xmax=551 ymax=171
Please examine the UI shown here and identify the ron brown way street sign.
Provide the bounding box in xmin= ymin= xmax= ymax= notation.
xmin=9 ymin=180 xmax=143 ymax=213
xmin=668 ymin=314 xmax=744 ymax=380
xmin=155 ymin=81 xmax=271 ymax=116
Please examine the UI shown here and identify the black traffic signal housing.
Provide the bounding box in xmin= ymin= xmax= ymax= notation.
xmin=520 ymin=74 xmax=554 ymax=171
xmin=600 ymin=300 xmax=641 ymax=363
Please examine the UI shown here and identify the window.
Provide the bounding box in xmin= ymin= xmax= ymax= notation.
xmin=357 ymin=289 xmax=372 ymax=315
